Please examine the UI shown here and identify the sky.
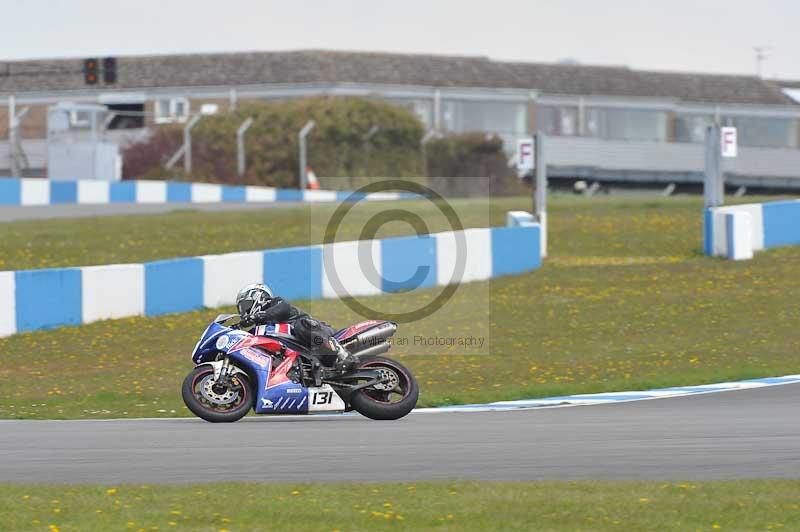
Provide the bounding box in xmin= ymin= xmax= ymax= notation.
xmin=1 ymin=0 xmax=798 ymax=80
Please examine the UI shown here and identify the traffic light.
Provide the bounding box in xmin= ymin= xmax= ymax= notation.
xmin=83 ymin=58 xmax=98 ymax=85
xmin=103 ymin=57 xmax=117 ymax=84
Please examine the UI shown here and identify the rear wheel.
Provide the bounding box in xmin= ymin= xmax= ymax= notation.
xmin=181 ymin=365 xmax=253 ymax=423
xmin=350 ymin=357 xmax=418 ymax=420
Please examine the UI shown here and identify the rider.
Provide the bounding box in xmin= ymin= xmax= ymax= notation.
xmin=235 ymin=283 xmax=349 ymax=367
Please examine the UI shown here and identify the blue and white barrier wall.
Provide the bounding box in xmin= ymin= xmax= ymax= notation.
xmin=704 ymin=199 xmax=800 ymax=260
xmin=0 ymin=219 xmax=541 ymax=337
xmin=0 ymin=177 xmax=407 ymax=207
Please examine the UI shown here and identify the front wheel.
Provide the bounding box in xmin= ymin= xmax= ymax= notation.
xmin=181 ymin=365 xmax=253 ymax=423
xmin=350 ymin=357 xmax=419 ymax=420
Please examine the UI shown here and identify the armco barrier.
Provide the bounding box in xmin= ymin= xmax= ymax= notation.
xmin=705 ymin=199 xmax=800 ymax=260
xmin=0 ymin=220 xmax=541 ymax=337
xmin=0 ymin=177 xmax=406 ymax=206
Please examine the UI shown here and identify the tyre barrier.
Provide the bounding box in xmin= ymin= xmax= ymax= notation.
xmin=0 ymin=216 xmax=541 ymax=337
xmin=0 ymin=177 xmax=407 ymax=207
xmin=704 ymin=199 xmax=800 ymax=260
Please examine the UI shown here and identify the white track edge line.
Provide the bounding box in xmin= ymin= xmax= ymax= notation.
xmin=2 ymin=374 xmax=799 ymax=423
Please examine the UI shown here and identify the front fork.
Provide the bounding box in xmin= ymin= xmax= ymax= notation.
xmin=212 ymin=356 xmax=235 ymax=385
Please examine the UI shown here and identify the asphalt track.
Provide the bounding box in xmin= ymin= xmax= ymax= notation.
xmin=0 ymin=202 xmax=305 ymax=222
xmin=1 ymin=383 xmax=798 ymax=484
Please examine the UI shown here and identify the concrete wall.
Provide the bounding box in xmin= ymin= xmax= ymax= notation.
xmin=0 ymin=221 xmax=541 ymax=336
xmin=704 ymin=199 xmax=800 ymax=260
xmin=0 ymin=177 xmax=408 ymax=206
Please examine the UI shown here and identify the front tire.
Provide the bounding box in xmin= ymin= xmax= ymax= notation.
xmin=182 ymin=365 xmax=253 ymax=423
xmin=350 ymin=357 xmax=418 ymax=420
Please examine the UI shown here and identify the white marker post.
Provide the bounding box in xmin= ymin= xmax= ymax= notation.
xmin=535 ymin=133 xmax=547 ymax=258
xmin=704 ymin=124 xmax=724 ymax=208
xmin=515 ymin=135 xmax=547 ymax=257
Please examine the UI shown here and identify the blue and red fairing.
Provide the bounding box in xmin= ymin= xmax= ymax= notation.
xmin=191 ymin=320 xmax=310 ymax=414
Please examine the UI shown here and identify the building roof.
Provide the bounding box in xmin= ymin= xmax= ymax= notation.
xmin=0 ymin=50 xmax=795 ymax=106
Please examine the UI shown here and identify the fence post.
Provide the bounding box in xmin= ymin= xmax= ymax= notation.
xmin=298 ymin=120 xmax=315 ymax=189
xmin=236 ymin=117 xmax=254 ymax=178
xmin=8 ymin=95 xmax=17 ymax=178
xmin=183 ymin=115 xmax=201 ymax=175
xmin=535 ymin=131 xmax=548 ymax=258
xmin=8 ymin=95 xmax=30 ymax=178
xmin=704 ymin=123 xmax=724 ymax=207
xmin=420 ymin=130 xmax=437 ymax=176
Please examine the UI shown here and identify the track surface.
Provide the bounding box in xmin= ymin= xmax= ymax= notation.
xmin=1 ymin=384 xmax=798 ymax=484
xmin=0 ymin=202 xmax=305 ymax=222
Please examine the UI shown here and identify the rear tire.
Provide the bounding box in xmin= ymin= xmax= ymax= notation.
xmin=182 ymin=365 xmax=253 ymax=423
xmin=350 ymin=357 xmax=418 ymax=420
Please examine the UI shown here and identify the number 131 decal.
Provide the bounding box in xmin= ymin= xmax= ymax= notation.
xmin=312 ymin=391 xmax=333 ymax=405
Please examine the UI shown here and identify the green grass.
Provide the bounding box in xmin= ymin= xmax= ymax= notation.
xmin=0 ymin=194 xmax=780 ymax=271
xmin=1 ymin=195 xmax=799 ymax=419
xmin=0 ymin=197 xmax=505 ymax=271
xmin=2 ymin=480 xmax=799 ymax=531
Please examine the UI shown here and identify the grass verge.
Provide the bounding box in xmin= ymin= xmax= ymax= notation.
xmin=0 ymin=197 xmax=507 ymax=270
xmin=2 ymin=480 xmax=799 ymax=531
xmin=1 ymin=196 xmax=798 ymax=418
xmin=0 ymin=194 xmax=784 ymax=271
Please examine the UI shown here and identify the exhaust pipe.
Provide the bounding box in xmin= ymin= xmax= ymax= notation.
xmin=352 ymin=342 xmax=391 ymax=360
xmin=341 ymin=322 xmax=397 ymax=353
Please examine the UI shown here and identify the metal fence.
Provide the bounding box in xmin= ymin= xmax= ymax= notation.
xmin=4 ymin=131 xmax=800 ymax=190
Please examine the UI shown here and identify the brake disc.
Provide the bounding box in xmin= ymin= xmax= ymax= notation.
xmin=199 ymin=375 xmax=239 ymax=405
xmin=372 ymin=367 xmax=400 ymax=391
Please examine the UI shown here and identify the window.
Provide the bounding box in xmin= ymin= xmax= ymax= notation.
xmin=154 ymin=97 xmax=190 ymax=124
xmin=538 ymin=106 xmax=578 ymax=136
xmin=441 ymin=100 xmax=527 ymax=136
xmin=675 ymin=114 xmax=798 ymax=148
xmin=723 ymin=116 xmax=797 ymax=149
xmin=584 ymin=108 xmax=667 ymax=141
xmin=674 ymin=114 xmax=713 ymax=143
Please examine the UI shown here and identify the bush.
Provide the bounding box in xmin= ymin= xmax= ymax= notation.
xmin=123 ymin=97 xmax=426 ymax=188
xmin=424 ymin=132 xmax=525 ymax=197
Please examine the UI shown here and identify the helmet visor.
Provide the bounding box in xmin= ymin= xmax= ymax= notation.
xmin=237 ymin=298 xmax=255 ymax=317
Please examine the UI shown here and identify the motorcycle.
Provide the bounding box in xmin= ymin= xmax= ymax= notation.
xmin=181 ymin=315 xmax=419 ymax=422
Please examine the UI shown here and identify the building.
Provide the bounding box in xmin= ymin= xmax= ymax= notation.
xmin=2 ymin=50 xmax=800 ymax=188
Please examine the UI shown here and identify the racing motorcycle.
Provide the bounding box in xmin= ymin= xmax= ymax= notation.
xmin=181 ymin=315 xmax=418 ymax=422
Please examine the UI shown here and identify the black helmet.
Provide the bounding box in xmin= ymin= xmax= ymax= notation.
xmin=236 ymin=283 xmax=273 ymax=320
